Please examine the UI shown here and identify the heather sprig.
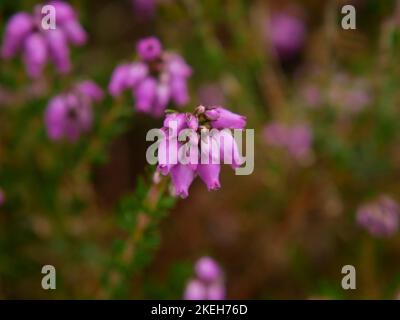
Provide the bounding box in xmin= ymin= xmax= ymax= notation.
xmin=1 ymin=1 xmax=87 ymax=78
xmin=156 ymin=105 xmax=247 ymax=198
xmin=109 ymin=37 xmax=192 ymax=117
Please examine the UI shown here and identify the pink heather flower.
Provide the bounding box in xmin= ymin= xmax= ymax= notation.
xmin=207 ymin=283 xmax=226 ymax=300
xmin=44 ymin=80 xmax=103 ymax=142
xmin=1 ymin=13 xmax=34 ymax=59
xmin=184 ymin=257 xmax=225 ymax=300
xmin=356 ymin=196 xmax=400 ymax=237
xmin=170 ymin=164 xmax=196 ymax=199
xmin=195 ymin=256 xmax=223 ymax=282
xmin=137 ymin=37 xmax=162 ymax=61
xmin=197 ymin=164 xmax=221 ymax=191
xmin=267 ymin=12 xmax=306 ymax=61
xmin=23 ymin=33 xmax=48 ymax=78
xmin=1 ymin=1 xmax=87 ymax=78
xmin=75 ymin=80 xmax=104 ymax=102
xmin=205 ymin=107 xmax=246 ymax=129
xmin=108 ymin=37 xmax=192 ymax=117
xmin=184 ymin=279 xmax=207 ymax=300
xmin=156 ymin=106 xmax=246 ymax=198
xmin=263 ymin=122 xmax=313 ymax=161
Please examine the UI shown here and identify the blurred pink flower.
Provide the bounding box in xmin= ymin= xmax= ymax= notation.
xmin=109 ymin=37 xmax=192 ymax=117
xmin=44 ymin=80 xmax=103 ymax=142
xmin=184 ymin=257 xmax=225 ymax=300
xmin=1 ymin=1 xmax=87 ymax=78
xmin=263 ymin=122 xmax=313 ymax=161
xmin=266 ymin=12 xmax=306 ymax=61
xmin=357 ymin=195 xmax=399 ymax=237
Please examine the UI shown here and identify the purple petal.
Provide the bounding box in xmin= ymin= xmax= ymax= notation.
xmin=108 ymin=64 xmax=131 ymax=97
xmin=207 ymin=107 xmax=246 ymax=129
xmin=183 ymin=279 xmax=207 ymax=300
xmin=45 ymin=29 xmax=71 ymax=74
xmin=153 ymin=82 xmax=171 ymax=117
xmin=1 ymin=13 xmax=34 ymax=59
xmin=207 ymin=282 xmax=226 ymax=300
xmin=125 ymin=62 xmax=148 ymax=88
xmin=170 ymin=164 xmax=195 ymax=198
xmin=134 ymin=77 xmax=157 ymax=113
xmin=197 ymin=164 xmax=221 ymax=191
xmin=170 ymin=77 xmax=189 ymax=106
xmin=45 ymin=96 xmax=66 ymax=140
xmin=23 ymin=33 xmax=48 ymax=78
xmin=76 ymin=80 xmax=104 ymax=102
xmin=48 ymin=1 xmax=76 ymax=24
xmin=195 ymin=257 xmax=223 ymax=282
xmin=163 ymin=113 xmax=187 ymax=135
xmin=62 ymin=20 xmax=87 ymax=46
xmin=219 ymin=130 xmax=244 ymax=168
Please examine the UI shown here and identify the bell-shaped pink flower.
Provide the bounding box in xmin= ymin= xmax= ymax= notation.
xmin=184 ymin=257 xmax=226 ymax=300
xmin=207 ymin=282 xmax=226 ymax=300
xmin=163 ymin=113 xmax=188 ymax=136
xmin=23 ymin=33 xmax=48 ymax=78
xmin=48 ymin=1 xmax=76 ymax=24
xmin=153 ymin=82 xmax=171 ymax=116
xmin=125 ymin=63 xmax=148 ymax=87
xmin=170 ymin=164 xmax=195 ymax=198
xmin=206 ymin=107 xmax=246 ymax=129
xmin=108 ymin=64 xmax=131 ymax=97
xmin=46 ymin=29 xmax=71 ymax=74
xmin=1 ymin=13 xmax=33 ymax=59
xmin=219 ymin=130 xmax=244 ymax=169
xmin=63 ymin=20 xmax=87 ymax=46
xmin=170 ymin=77 xmax=190 ymax=106
xmin=183 ymin=279 xmax=207 ymax=300
xmin=135 ymin=77 xmax=157 ymax=113
xmin=196 ymin=164 xmax=221 ymax=191
xmin=76 ymin=80 xmax=104 ymax=102
xmin=195 ymin=256 xmax=223 ymax=282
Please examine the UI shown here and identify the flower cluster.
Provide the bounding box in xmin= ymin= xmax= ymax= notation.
xmin=44 ymin=80 xmax=103 ymax=142
xmin=263 ymin=122 xmax=312 ymax=161
xmin=1 ymin=1 xmax=87 ymax=78
xmin=356 ymin=195 xmax=400 ymax=237
xmin=109 ymin=37 xmax=192 ymax=117
xmin=156 ymin=106 xmax=246 ymax=198
xmin=184 ymin=257 xmax=225 ymax=300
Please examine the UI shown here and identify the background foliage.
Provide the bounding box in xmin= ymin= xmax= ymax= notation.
xmin=1 ymin=0 xmax=400 ymax=299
